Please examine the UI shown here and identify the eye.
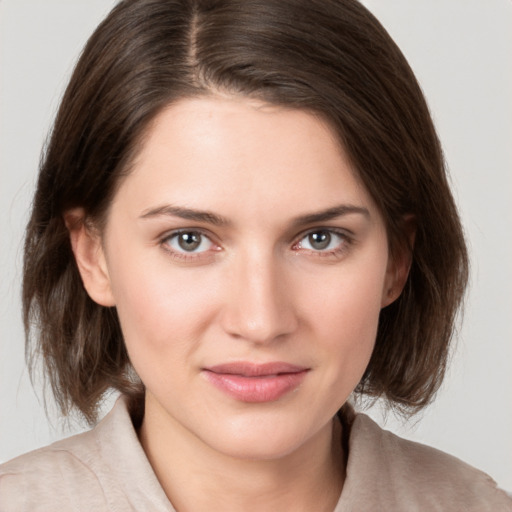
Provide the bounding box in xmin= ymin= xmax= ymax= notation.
xmin=164 ymin=230 xmax=215 ymax=254
xmin=294 ymin=229 xmax=347 ymax=253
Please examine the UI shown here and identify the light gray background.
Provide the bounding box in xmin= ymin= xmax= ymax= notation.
xmin=1 ymin=0 xmax=511 ymax=489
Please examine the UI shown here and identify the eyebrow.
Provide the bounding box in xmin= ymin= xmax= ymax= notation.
xmin=139 ymin=203 xmax=369 ymax=227
xmin=291 ymin=204 xmax=370 ymax=226
xmin=139 ymin=205 xmax=230 ymax=226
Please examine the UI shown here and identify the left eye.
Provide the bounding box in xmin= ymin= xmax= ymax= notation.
xmin=165 ymin=231 xmax=214 ymax=253
xmin=296 ymin=230 xmax=345 ymax=252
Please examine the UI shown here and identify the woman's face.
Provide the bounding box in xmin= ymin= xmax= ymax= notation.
xmin=82 ymin=96 xmax=401 ymax=459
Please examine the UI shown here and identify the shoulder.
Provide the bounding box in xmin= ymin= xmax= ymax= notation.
xmin=339 ymin=409 xmax=512 ymax=511
xmin=0 ymin=396 xmax=172 ymax=512
xmin=0 ymin=429 xmax=109 ymax=511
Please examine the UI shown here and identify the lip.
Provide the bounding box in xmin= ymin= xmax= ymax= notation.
xmin=202 ymin=362 xmax=309 ymax=403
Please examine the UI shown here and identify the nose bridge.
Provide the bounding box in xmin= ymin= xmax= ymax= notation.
xmin=222 ymin=246 xmax=297 ymax=343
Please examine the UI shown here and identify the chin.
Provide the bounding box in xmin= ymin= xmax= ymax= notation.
xmin=209 ymin=434 xmax=303 ymax=461
xmin=199 ymin=412 xmax=327 ymax=461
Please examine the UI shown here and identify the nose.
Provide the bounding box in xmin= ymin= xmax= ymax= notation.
xmin=220 ymin=251 xmax=298 ymax=344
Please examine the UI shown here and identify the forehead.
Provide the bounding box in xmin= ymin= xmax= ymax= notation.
xmin=111 ymin=95 xmax=378 ymax=224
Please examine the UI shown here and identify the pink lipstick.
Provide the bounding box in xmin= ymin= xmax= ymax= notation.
xmin=202 ymin=362 xmax=309 ymax=403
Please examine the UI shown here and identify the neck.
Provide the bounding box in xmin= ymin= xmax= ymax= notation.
xmin=138 ymin=397 xmax=345 ymax=512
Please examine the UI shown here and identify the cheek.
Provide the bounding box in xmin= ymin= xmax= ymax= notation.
xmin=105 ymin=247 xmax=219 ymax=368
xmin=304 ymin=256 xmax=388 ymax=386
xmin=309 ymin=255 xmax=386 ymax=336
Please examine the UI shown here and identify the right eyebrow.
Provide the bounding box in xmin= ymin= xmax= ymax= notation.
xmin=139 ymin=204 xmax=230 ymax=227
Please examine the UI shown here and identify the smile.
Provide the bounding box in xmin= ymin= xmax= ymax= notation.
xmin=202 ymin=362 xmax=309 ymax=403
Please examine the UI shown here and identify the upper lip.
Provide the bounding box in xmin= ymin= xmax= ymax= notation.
xmin=204 ymin=362 xmax=308 ymax=377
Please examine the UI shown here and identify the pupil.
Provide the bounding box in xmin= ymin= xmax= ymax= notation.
xmin=309 ymin=231 xmax=331 ymax=250
xmin=178 ymin=232 xmax=201 ymax=251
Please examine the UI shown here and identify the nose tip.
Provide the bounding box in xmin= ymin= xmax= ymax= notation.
xmin=220 ymin=259 xmax=298 ymax=344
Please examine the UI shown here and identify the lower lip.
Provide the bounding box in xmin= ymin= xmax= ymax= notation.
xmin=202 ymin=370 xmax=308 ymax=403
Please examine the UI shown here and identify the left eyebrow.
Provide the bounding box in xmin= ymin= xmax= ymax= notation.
xmin=291 ymin=204 xmax=370 ymax=227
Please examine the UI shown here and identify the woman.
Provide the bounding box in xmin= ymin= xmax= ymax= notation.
xmin=1 ymin=0 xmax=510 ymax=510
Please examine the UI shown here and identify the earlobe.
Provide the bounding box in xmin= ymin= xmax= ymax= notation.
xmin=64 ymin=208 xmax=116 ymax=307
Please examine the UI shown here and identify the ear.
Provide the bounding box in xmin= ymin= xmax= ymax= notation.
xmin=381 ymin=215 xmax=416 ymax=308
xmin=64 ymin=208 xmax=116 ymax=307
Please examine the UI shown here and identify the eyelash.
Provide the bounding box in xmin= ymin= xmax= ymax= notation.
xmin=159 ymin=227 xmax=353 ymax=262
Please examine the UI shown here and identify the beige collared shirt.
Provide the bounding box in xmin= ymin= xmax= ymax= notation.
xmin=1 ymin=396 xmax=510 ymax=511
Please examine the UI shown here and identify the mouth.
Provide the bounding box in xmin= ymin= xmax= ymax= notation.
xmin=202 ymin=362 xmax=310 ymax=403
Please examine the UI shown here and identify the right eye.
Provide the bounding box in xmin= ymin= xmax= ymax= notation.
xmin=162 ymin=230 xmax=216 ymax=255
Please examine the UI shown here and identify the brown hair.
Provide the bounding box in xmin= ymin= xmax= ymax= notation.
xmin=23 ymin=0 xmax=468 ymax=423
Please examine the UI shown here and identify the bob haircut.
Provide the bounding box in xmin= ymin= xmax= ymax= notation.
xmin=23 ymin=0 xmax=468 ymax=423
